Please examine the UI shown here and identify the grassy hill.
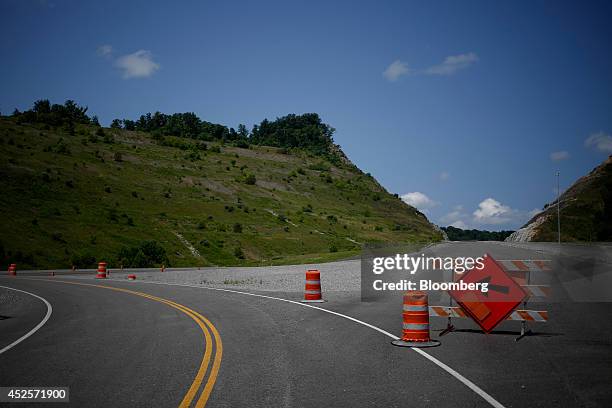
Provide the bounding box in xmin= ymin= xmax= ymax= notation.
xmin=0 ymin=115 xmax=440 ymax=269
xmin=507 ymin=155 xmax=612 ymax=242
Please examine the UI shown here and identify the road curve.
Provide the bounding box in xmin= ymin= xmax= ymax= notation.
xmin=0 ymin=285 xmax=52 ymax=355
xmin=2 ymin=241 xmax=611 ymax=407
xmin=0 ymin=278 xmax=221 ymax=407
xmin=1 ymin=276 xmax=499 ymax=407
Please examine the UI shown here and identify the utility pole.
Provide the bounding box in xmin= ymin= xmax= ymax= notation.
xmin=556 ymin=171 xmax=561 ymax=244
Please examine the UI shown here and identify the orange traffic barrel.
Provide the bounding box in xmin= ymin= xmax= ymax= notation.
xmin=8 ymin=263 xmax=16 ymax=276
xmin=301 ymin=269 xmax=325 ymax=303
xmin=96 ymin=262 xmax=107 ymax=279
xmin=127 ymin=274 xmax=136 ymax=280
xmin=392 ymin=291 xmax=440 ymax=348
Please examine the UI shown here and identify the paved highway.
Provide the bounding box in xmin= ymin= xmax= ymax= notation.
xmin=1 ymin=241 xmax=611 ymax=407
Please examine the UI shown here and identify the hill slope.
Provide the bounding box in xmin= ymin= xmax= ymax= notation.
xmin=0 ymin=116 xmax=440 ymax=269
xmin=507 ymin=155 xmax=612 ymax=242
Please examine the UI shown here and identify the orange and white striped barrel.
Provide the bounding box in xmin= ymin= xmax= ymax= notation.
xmin=96 ymin=262 xmax=107 ymax=279
xmin=392 ymin=291 xmax=440 ymax=348
xmin=8 ymin=263 xmax=16 ymax=276
xmin=302 ymin=269 xmax=324 ymax=303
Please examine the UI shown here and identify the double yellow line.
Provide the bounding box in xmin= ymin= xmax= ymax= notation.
xmin=30 ymin=279 xmax=222 ymax=408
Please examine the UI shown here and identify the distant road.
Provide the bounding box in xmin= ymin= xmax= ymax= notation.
xmin=1 ymin=241 xmax=611 ymax=407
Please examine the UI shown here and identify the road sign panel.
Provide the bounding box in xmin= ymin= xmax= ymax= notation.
xmin=449 ymin=254 xmax=527 ymax=333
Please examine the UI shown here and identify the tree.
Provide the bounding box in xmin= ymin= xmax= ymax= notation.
xmin=91 ymin=115 xmax=100 ymax=127
xmin=238 ymin=124 xmax=249 ymax=139
xmin=249 ymin=113 xmax=336 ymax=157
xmin=33 ymin=99 xmax=51 ymax=114
xmin=122 ymin=120 xmax=136 ymax=131
xmin=110 ymin=119 xmax=123 ymax=129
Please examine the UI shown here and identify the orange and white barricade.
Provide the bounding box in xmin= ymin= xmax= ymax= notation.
xmin=434 ymin=259 xmax=552 ymax=341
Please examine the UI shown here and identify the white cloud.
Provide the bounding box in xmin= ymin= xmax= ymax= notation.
xmin=96 ymin=44 xmax=113 ymax=58
xmin=473 ymin=198 xmax=513 ymax=225
xmin=442 ymin=200 xmax=538 ymax=229
xmin=425 ymin=52 xmax=479 ymax=76
xmin=383 ymin=60 xmax=410 ymax=82
xmin=400 ymin=192 xmax=437 ymax=211
xmin=585 ymin=131 xmax=612 ymax=153
xmin=439 ymin=171 xmax=450 ymax=181
xmin=550 ymin=151 xmax=570 ymax=161
xmin=450 ymin=220 xmax=468 ymax=229
xmin=115 ymin=50 xmax=160 ymax=79
xmin=439 ymin=205 xmax=470 ymax=228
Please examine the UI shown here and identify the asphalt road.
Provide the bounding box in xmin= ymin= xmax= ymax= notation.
xmin=1 ymin=241 xmax=611 ymax=407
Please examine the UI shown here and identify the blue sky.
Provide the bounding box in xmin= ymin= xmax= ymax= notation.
xmin=1 ymin=0 xmax=611 ymax=230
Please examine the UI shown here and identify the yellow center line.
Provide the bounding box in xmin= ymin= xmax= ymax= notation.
xmin=20 ymin=278 xmax=222 ymax=408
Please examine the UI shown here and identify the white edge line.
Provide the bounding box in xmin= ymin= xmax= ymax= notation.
xmin=0 ymin=285 xmax=53 ymax=355
xmin=18 ymin=276 xmax=504 ymax=408
xmin=101 ymin=278 xmax=505 ymax=408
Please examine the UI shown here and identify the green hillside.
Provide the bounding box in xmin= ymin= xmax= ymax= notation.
xmin=510 ymin=155 xmax=612 ymax=242
xmin=0 ymin=103 xmax=440 ymax=269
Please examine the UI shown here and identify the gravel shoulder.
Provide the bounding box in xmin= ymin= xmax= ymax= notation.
xmin=106 ymin=259 xmax=362 ymax=294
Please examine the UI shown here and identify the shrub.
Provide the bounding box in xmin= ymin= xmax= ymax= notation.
xmin=244 ymin=174 xmax=256 ymax=185
xmin=233 ymin=223 xmax=243 ymax=233
xmin=117 ymin=241 xmax=168 ymax=268
xmin=235 ymin=139 xmax=249 ymax=148
xmin=234 ymin=247 xmax=245 ymax=259
xmin=70 ymin=252 xmax=97 ymax=269
xmin=308 ymin=161 xmax=331 ymax=172
xmin=329 ymin=244 xmax=338 ymax=253
xmin=113 ymin=152 xmax=123 ymax=162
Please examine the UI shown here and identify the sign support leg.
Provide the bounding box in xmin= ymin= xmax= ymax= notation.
xmin=439 ymin=269 xmax=456 ymax=337
xmin=516 ymin=268 xmax=533 ymax=341
xmin=515 ymin=320 xmax=533 ymax=342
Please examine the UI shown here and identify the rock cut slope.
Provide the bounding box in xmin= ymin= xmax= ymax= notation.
xmin=507 ymin=156 xmax=612 ymax=242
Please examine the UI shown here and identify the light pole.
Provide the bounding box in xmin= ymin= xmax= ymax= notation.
xmin=556 ymin=171 xmax=561 ymax=244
